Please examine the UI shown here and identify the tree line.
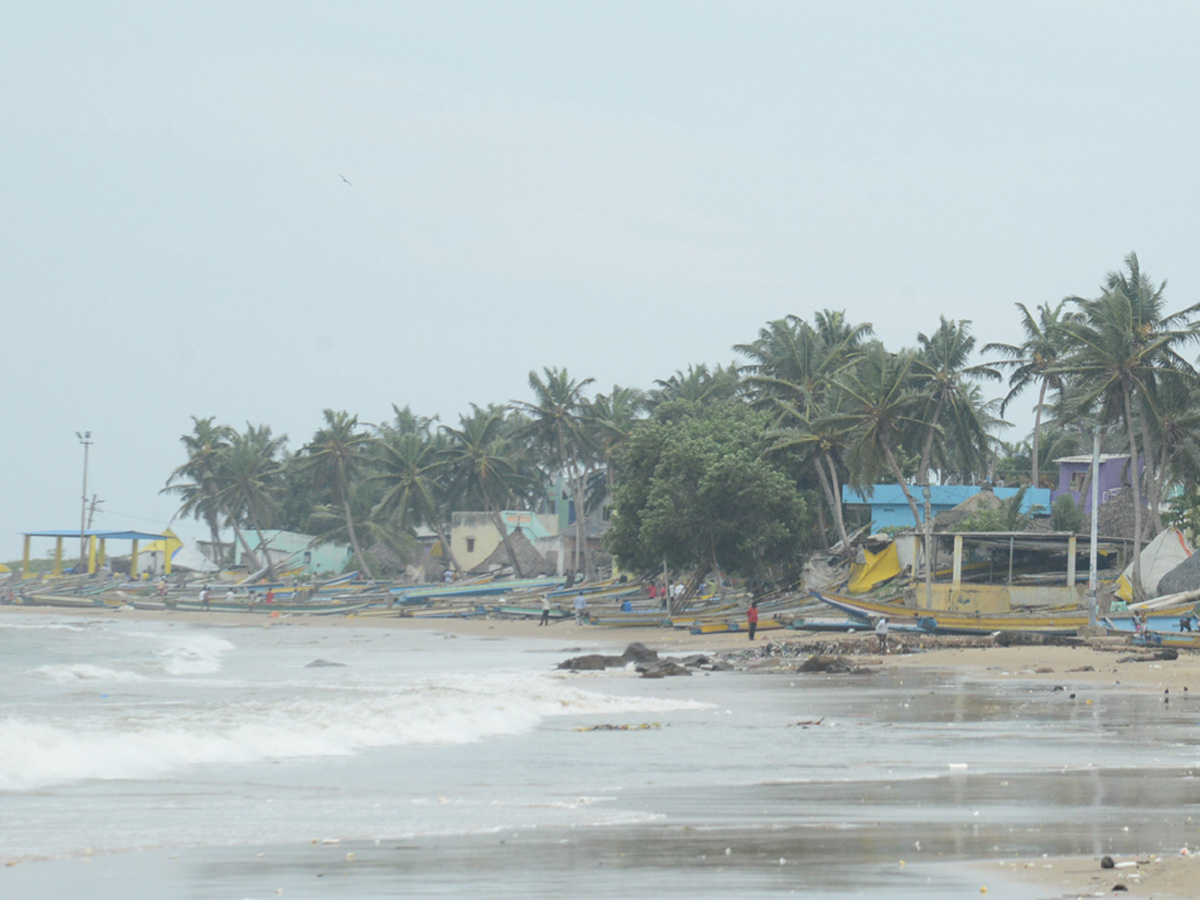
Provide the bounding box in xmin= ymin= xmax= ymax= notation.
xmin=165 ymin=253 xmax=1200 ymax=596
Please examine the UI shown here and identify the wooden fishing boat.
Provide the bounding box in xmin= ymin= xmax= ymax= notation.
xmin=809 ymin=590 xmax=1123 ymax=634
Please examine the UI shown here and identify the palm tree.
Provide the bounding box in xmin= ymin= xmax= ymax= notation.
xmin=163 ymin=416 xmax=234 ymax=566
xmin=585 ymin=384 xmax=646 ymax=499
xmin=514 ymin=368 xmax=596 ymax=581
xmin=984 ymin=300 xmax=1079 ymax=489
xmin=299 ymin=410 xmax=377 ymax=580
xmin=440 ymin=406 xmax=534 ymax=577
xmin=913 ymin=317 xmax=1000 ymax=487
xmin=374 ymin=427 xmax=465 ymax=575
xmin=1057 ymin=253 xmax=1200 ymax=597
xmin=648 ymin=363 xmax=741 ymax=408
xmin=216 ymin=424 xmax=286 ymax=579
xmin=832 ymin=343 xmax=926 ymax=527
xmin=737 ymin=313 xmax=871 ymax=415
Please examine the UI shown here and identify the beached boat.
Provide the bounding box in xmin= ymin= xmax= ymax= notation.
xmin=811 ymin=590 xmax=1091 ymax=634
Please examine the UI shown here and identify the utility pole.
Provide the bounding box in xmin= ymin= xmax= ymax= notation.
xmin=75 ymin=431 xmax=92 ymax=573
xmin=1087 ymin=425 xmax=1101 ymax=629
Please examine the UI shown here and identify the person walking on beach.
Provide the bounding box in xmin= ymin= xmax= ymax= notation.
xmin=573 ymin=592 xmax=588 ymax=625
xmin=875 ymin=616 xmax=889 ymax=653
xmin=672 ymin=581 xmax=685 ymax=609
xmin=199 ymin=586 xmax=211 ymax=610
xmin=747 ymin=601 xmax=759 ymax=641
xmin=539 ymin=595 xmax=551 ymax=626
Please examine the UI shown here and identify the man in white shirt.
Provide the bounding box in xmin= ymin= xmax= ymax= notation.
xmin=573 ymin=593 xmax=588 ymax=625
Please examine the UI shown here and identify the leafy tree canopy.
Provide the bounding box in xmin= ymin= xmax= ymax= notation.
xmin=606 ymin=400 xmax=807 ymax=578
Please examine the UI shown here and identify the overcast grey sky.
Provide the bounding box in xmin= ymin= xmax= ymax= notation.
xmin=3 ymin=1 xmax=1199 ymax=560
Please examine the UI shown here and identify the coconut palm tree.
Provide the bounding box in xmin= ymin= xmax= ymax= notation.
xmin=440 ymin=406 xmax=534 ymax=577
xmin=648 ymin=363 xmax=742 ymax=408
xmin=216 ymin=424 xmax=286 ymax=579
xmin=163 ymin=416 xmax=234 ymax=566
xmin=373 ymin=427 xmax=465 ymax=575
xmin=298 ymin=410 xmax=377 ymax=580
xmin=831 ymin=343 xmax=926 ymax=527
xmin=1057 ymin=253 xmax=1200 ymax=597
xmin=513 ymin=368 xmax=596 ymax=580
xmin=984 ymin=300 xmax=1079 ymax=489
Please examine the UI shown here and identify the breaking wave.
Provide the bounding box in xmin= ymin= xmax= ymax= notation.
xmin=0 ymin=671 xmax=708 ymax=792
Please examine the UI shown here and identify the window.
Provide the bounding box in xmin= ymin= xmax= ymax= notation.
xmin=466 ymin=538 xmax=476 ymax=553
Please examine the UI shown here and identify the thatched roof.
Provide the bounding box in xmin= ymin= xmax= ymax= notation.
xmin=471 ymin=528 xmax=552 ymax=576
xmin=930 ymin=485 xmax=1002 ymax=532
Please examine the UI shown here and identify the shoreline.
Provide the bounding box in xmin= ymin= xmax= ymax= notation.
xmin=5 ymin=602 xmax=1198 ymax=691
xmin=5 ymin=603 xmax=1200 ymax=898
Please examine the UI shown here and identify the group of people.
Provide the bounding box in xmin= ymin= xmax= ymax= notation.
xmin=647 ymin=581 xmax=687 ymax=609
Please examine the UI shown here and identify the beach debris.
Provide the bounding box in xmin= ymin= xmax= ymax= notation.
xmin=572 ymin=722 xmax=661 ymax=732
xmin=1116 ymin=649 xmax=1179 ymax=663
xmin=305 ymin=659 xmax=346 ymax=668
xmin=1068 ymin=665 xmax=1095 ymax=672
xmin=787 ymin=718 xmax=825 ymax=727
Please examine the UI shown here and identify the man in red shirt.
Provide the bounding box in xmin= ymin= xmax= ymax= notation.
xmin=747 ymin=601 xmax=759 ymax=641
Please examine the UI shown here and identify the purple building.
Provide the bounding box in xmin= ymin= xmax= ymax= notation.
xmin=1052 ymin=454 xmax=1143 ymax=514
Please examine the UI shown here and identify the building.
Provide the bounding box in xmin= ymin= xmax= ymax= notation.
xmin=841 ymin=485 xmax=1052 ymax=531
xmin=1051 ymin=454 xmax=1140 ymax=514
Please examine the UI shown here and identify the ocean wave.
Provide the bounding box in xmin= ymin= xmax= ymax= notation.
xmin=29 ymin=664 xmax=147 ymax=684
xmin=152 ymin=633 xmax=235 ymax=675
xmin=0 ymin=672 xmax=709 ymax=792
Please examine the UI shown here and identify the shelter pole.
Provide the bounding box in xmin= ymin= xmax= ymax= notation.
xmin=131 ymin=540 xmax=139 ymax=579
xmin=53 ymin=537 xmax=63 ymax=576
xmin=952 ymin=534 xmax=963 ymax=587
xmin=1007 ymin=537 xmax=1014 ymax=585
xmin=98 ymin=538 xmax=107 ymax=569
xmin=22 ymin=535 xmax=31 ymax=578
xmin=164 ymin=545 xmax=172 ymax=576
xmin=1088 ymin=427 xmax=1101 ymax=629
xmin=87 ymin=535 xmax=97 ymax=574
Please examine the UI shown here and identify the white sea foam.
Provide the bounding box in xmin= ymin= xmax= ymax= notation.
xmin=0 ymin=671 xmax=708 ymax=792
xmin=153 ymin=633 xmax=235 ymax=675
xmin=30 ymin=664 xmax=147 ymax=684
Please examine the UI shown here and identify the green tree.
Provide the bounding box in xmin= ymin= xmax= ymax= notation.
xmin=985 ymin=300 xmax=1079 ymax=489
xmin=514 ymin=368 xmax=596 ymax=581
xmin=606 ymin=400 xmax=807 ymax=607
xmin=441 ymin=406 xmax=536 ymax=577
xmin=374 ymin=423 xmax=465 ymax=576
xmin=163 ymin=416 xmax=234 ymax=566
xmin=216 ymin=424 xmax=286 ymax=579
xmin=1058 ymin=253 xmax=1200 ymax=596
xmin=298 ymin=410 xmax=377 ymax=580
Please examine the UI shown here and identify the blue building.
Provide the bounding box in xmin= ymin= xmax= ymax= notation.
xmin=841 ymin=484 xmax=1052 ymax=531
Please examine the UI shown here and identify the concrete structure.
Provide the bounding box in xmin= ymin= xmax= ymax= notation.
xmin=841 ymin=485 xmax=1052 ymax=531
xmin=20 ymin=529 xmax=170 ymax=578
xmin=1052 ymin=454 xmax=1141 ymax=514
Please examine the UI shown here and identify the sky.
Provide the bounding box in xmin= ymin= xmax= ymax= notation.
xmin=3 ymin=0 xmax=1200 ymax=561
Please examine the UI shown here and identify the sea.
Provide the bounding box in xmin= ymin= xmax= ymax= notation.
xmin=2 ymin=611 xmax=1199 ymax=899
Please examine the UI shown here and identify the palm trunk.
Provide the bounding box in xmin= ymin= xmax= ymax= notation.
xmin=882 ymin=444 xmax=924 ymax=528
xmin=206 ymin=513 xmax=224 ymax=568
xmin=573 ymin=466 xmax=592 ymax=582
xmin=1122 ymin=387 xmax=1144 ymax=601
xmin=1137 ymin=404 xmax=1165 ymax=535
xmin=813 ymin=451 xmax=850 ymax=550
xmin=1031 ymin=379 xmax=1047 ymax=488
xmin=484 ymin=495 xmax=524 ymax=578
xmin=341 ymin=496 xmax=375 ymax=581
xmin=229 ymin=519 xmax=258 ymax=570
xmin=246 ymin=511 xmax=278 ymax=581
xmin=433 ymin=519 xmax=465 ymax=575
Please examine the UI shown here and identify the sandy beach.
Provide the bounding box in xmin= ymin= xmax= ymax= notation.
xmin=4 ymin=601 xmax=1199 ymax=899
